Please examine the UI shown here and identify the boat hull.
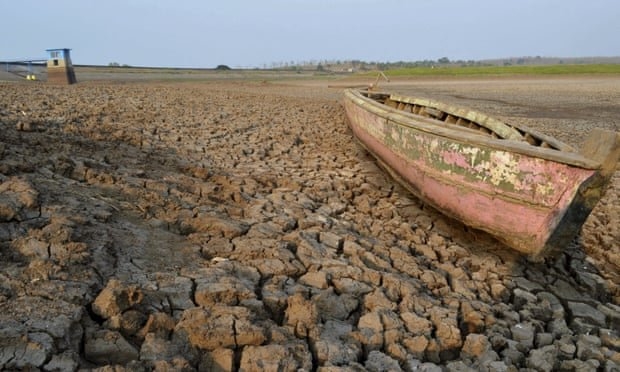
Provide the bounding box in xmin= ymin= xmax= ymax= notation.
xmin=344 ymin=89 xmax=616 ymax=257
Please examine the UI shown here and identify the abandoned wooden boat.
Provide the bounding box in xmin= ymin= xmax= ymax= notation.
xmin=344 ymin=89 xmax=620 ymax=257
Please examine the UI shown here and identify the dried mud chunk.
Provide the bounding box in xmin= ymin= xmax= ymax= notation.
xmin=154 ymin=274 xmax=195 ymax=311
xmin=14 ymin=237 xmax=49 ymax=259
xmin=419 ymin=270 xmax=449 ymax=294
xmin=188 ymin=213 xmax=249 ymax=238
xmin=356 ymin=311 xmax=384 ymax=352
xmin=567 ymin=301 xmax=606 ymax=327
xmin=312 ymin=320 xmax=361 ymax=366
xmin=116 ymin=309 xmax=148 ymax=337
xmin=175 ymin=308 xmax=235 ymax=350
xmin=400 ymin=312 xmax=432 ymax=337
xmin=50 ymin=241 xmax=90 ymax=264
xmin=4 ymin=297 xmax=83 ymax=355
xmin=284 ymin=292 xmax=319 ymax=338
xmin=230 ymin=237 xmax=305 ymax=277
xmin=199 ymin=348 xmax=235 ymax=372
xmin=239 ymin=343 xmax=313 ymax=372
xmin=526 ymin=344 xmax=558 ymax=371
xmin=0 ymin=330 xmax=54 ymax=370
xmin=298 ymin=270 xmax=329 ymax=289
xmin=460 ymin=333 xmax=493 ymax=359
xmin=576 ymin=334 xmax=604 ymax=361
xmin=139 ymin=333 xmax=181 ymax=362
xmin=0 ymin=177 xmax=39 ymax=222
xmin=402 ymin=335 xmax=429 ymax=360
xmin=91 ymin=279 xmax=144 ymax=320
xmin=313 ymin=287 xmax=359 ymax=321
xmin=150 ymin=357 xmax=194 ymax=371
xmin=388 ymin=246 xmax=422 ymax=278
xmin=428 ymin=306 xmax=462 ymax=360
xmin=600 ymin=328 xmax=620 ymax=350
xmin=331 ymin=277 xmax=373 ymax=297
xmin=137 ymin=312 xmax=176 ymax=340
xmin=363 ymin=288 xmax=397 ymax=312
xmin=174 ymin=306 xmax=266 ymax=351
xmin=460 ymin=301 xmax=487 ymax=334
xmin=194 ymin=273 xmax=256 ymax=307
xmin=43 ymin=350 xmax=79 ymax=372
xmin=84 ymin=329 xmax=139 ymax=365
xmin=319 ymin=231 xmax=344 ymax=250
xmin=511 ymin=322 xmax=535 ymax=349
xmin=261 ymin=275 xmax=306 ymax=324
xmin=365 ymin=350 xmax=401 ymax=372
xmin=26 ymin=279 xmax=93 ymax=306
xmin=294 ymin=232 xmax=339 ymax=268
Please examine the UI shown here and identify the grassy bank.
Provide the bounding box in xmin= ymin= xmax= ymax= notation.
xmin=369 ymin=64 xmax=620 ymax=77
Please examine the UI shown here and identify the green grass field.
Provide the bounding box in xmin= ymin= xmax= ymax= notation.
xmin=368 ymin=64 xmax=620 ymax=77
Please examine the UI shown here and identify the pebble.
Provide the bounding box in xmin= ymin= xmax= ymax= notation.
xmin=567 ymin=301 xmax=607 ymax=326
xmin=510 ymin=322 xmax=535 ymax=349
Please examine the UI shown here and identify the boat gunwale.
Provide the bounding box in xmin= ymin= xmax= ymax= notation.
xmin=344 ymin=89 xmax=601 ymax=170
xmin=388 ymin=93 xmax=576 ymax=152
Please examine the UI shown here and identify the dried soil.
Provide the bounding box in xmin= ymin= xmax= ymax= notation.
xmin=0 ymin=76 xmax=618 ymax=371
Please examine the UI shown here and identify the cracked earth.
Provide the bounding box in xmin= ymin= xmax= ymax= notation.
xmin=0 ymin=76 xmax=619 ymax=371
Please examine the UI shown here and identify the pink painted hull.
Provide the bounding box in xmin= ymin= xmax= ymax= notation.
xmin=343 ymin=90 xmax=602 ymax=257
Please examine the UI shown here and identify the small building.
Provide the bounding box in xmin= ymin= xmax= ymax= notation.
xmin=46 ymin=48 xmax=77 ymax=84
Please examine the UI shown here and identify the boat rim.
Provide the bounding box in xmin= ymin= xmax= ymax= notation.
xmin=344 ymin=89 xmax=601 ymax=170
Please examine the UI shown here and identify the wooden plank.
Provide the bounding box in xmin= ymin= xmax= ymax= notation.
xmin=391 ymin=93 xmax=525 ymax=142
xmin=580 ymin=128 xmax=620 ymax=177
xmin=524 ymin=133 xmax=539 ymax=146
xmin=445 ymin=114 xmax=457 ymax=124
xmin=422 ymin=107 xmax=444 ymax=119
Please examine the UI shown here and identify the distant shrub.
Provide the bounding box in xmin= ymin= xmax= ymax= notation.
xmin=215 ymin=65 xmax=232 ymax=70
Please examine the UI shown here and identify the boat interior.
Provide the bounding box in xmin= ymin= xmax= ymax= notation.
xmin=361 ymin=90 xmax=565 ymax=151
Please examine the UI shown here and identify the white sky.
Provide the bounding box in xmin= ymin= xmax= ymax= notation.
xmin=2 ymin=0 xmax=619 ymax=68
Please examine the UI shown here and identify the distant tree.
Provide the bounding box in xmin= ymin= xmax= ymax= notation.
xmin=438 ymin=57 xmax=450 ymax=64
xmin=317 ymin=63 xmax=324 ymax=72
xmin=215 ymin=64 xmax=232 ymax=70
xmin=108 ymin=62 xmax=120 ymax=67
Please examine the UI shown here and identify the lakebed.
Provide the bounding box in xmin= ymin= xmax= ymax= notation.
xmin=0 ymin=73 xmax=618 ymax=371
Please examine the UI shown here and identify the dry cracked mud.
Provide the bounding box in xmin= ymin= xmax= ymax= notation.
xmin=0 ymin=76 xmax=619 ymax=371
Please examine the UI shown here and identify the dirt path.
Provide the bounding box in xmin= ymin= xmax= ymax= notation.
xmin=0 ymin=78 xmax=618 ymax=371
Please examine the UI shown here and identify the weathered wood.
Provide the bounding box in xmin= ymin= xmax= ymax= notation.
xmin=445 ymin=114 xmax=457 ymax=124
xmin=580 ymin=128 xmax=620 ymax=177
xmin=343 ymin=88 xmax=619 ymax=258
xmin=349 ymin=90 xmax=599 ymax=169
xmin=422 ymin=107 xmax=444 ymax=119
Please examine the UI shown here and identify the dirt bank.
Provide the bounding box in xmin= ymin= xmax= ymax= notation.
xmin=0 ymin=77 xmax=618 ymax=371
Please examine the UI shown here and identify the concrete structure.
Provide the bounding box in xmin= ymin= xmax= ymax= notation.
xmin=46 ymin=48 xmax=77 ymax=84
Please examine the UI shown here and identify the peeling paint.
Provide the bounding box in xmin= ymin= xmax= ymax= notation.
xmin=346 ymin=97 xmax=591 ymax=208
xmin=344 ymin=92 xmax=602 ymax=256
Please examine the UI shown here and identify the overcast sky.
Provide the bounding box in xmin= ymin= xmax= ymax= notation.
xmin=2 ymin=0 xmax=619 ymax=68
